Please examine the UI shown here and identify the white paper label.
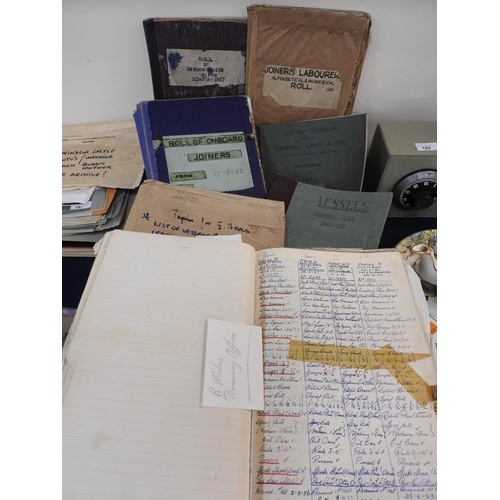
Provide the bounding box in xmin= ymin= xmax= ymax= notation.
xmin=166 ymin=48 xmax=246 ymax=87
xmin=202 ymin=319 xmax=264 ymax=410
xmin=262 ymin=65 xmax=342 ymax=109
xmin=62 ymin=186 xmax=96 ymax=205
xmin=415 ymin=142 xmax=437 ymax=152
xmin=196 ymin=234 xmax=243 ymax=242
xmin=163 ymin=132 xmax=254 ymax=192
xmin=69 ymin=201 xmax=92 ymax=211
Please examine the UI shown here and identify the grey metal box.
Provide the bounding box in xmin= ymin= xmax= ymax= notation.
xmin=363 ymin=121 xmax=437 ymax=217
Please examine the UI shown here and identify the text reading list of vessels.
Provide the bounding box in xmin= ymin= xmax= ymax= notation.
xmin=254 ymin=254 xmax=436 ymax=497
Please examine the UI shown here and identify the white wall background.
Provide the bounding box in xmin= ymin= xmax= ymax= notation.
xmin=62 ymin=0 xmax=437 ymax=144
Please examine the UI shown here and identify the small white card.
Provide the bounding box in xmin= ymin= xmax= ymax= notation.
xmin=202 ymin=319 xmax=264 ymax=410
xmin=69 ymin=201 xmax=92 ymax=211
xmin=415 ymin=142 xmax=437 ymax=152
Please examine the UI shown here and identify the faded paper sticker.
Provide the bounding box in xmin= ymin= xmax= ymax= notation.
xmin=262 ymin=65 xmax=342 ymax=110
xmin=202 ymin=319 xmax=264 ymax=410
xmin=163 ymin=132 xmax=254 ymax=191
xmin=167 ymin=48 xmax=246 ymax=87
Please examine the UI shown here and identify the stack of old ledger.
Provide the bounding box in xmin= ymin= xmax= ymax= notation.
xmin=134 ymin=7 xmax=394 ymax=250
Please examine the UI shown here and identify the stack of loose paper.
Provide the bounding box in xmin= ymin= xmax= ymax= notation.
xmin=62 ymin=187 xmax=129 ymax=237
xmin=62 ymin=120 xmax=144 ymax=251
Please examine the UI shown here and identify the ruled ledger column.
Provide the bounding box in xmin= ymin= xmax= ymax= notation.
xmin=327 ymin=259 xmax=398 ymax=499
xmin=253 ymin=254 xmax=312 ymax=498
xmin=298 ymin=256 xmax=357 ymax=499
xmin=354 ymin=260 xmax=437 ymax=498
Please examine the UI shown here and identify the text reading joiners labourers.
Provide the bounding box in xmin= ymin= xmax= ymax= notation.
xmin=264 ymin=65 xmax=340 ymax=90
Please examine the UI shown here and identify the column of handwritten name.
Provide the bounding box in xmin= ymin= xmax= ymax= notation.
xmin=253 ymin=254 xmax=311 ymax=498
xmin=299 ymin=256 xmax=357 ymax=500
xmin=327 ymin=259 xmax=397 ymax=499
xmin=252 ymin=251 xmax=436 ymax=500
xmin=354 ymin=260 xmax=437 ymax=498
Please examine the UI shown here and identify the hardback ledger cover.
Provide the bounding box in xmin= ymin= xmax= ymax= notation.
xmin=143 ymin=18 xmax=247 ymax=100
xmin=246 ymin=5 xmax=371 ymax=126
xmin=267 ymin=174 xmax=392 ymax=249
xmin=134 ymin=96 xmax=267 ymax=198
xmin=258 ymin=113 xmax=367 ymax=191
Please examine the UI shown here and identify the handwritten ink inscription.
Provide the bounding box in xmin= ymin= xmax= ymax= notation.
xmin=252 ymin=251 xmax=437 ymax=498
xmin=202 ymin=319 xmax=264 ymax=410
xmin=62 ymin=148 xmax=137 ymax=176
xmin=208 ymin=333 xmax=242 ymax=402
xmin=62 ymin=149 xmax=114 ymax=177
xmin=61 ymin=146 xmax=141 ymax=186
xmin=139 ymin=208 xmax=251 ymax=237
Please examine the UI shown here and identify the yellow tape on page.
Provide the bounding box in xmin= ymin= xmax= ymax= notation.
xmin=288 ymin=339 xmax=432 ymax=407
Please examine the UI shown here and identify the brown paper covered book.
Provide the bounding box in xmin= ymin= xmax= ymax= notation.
xmin=245 ymin=5 xmax=371 ymax=126
xmin=124 ymin=179 xmax=285 ymax=250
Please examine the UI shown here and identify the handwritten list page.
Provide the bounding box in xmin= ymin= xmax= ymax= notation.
xmin=251 ymin=248 xmax=437 ymax=499
xmin=62 ymin=230 xmax=256 ymax=500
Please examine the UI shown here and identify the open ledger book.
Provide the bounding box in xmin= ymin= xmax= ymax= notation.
xmin=62 ymin=230 xmax=437 ymax=499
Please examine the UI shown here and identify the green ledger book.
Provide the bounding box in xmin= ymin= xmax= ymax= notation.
xmin=267 ymin=175 xmax=392 ymax=249
xmin=258 ymin=114 xmax=367 ymax=191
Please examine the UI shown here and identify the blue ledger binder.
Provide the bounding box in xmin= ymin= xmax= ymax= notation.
xmin=134 ymin=96 xmax=266 ymax=198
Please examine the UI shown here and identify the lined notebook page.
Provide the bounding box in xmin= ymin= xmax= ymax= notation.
xmin=62 ymin=230 xmax=256 ymax=500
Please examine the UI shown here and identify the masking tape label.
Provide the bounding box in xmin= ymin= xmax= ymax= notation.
xmin=288 ymin=339 xmax=432 ymax=407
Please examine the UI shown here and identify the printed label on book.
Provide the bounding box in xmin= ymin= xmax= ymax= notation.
xmin=163 ymin=132 xmax=254 ymax=192
xmin=166 ymin=48 xmax=245 ymax=87
xmin=262 ymin=64 xmax=342 ymax=109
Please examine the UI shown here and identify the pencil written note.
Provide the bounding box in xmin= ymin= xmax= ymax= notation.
xmin=203 ymin=319 xmax=264 ymax=410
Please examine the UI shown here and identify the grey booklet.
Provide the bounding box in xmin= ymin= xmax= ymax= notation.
xmin=258 ymin=113 xmax=367 ymax=191
xmin=278 ymin=180 xmax=392 ymax=249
